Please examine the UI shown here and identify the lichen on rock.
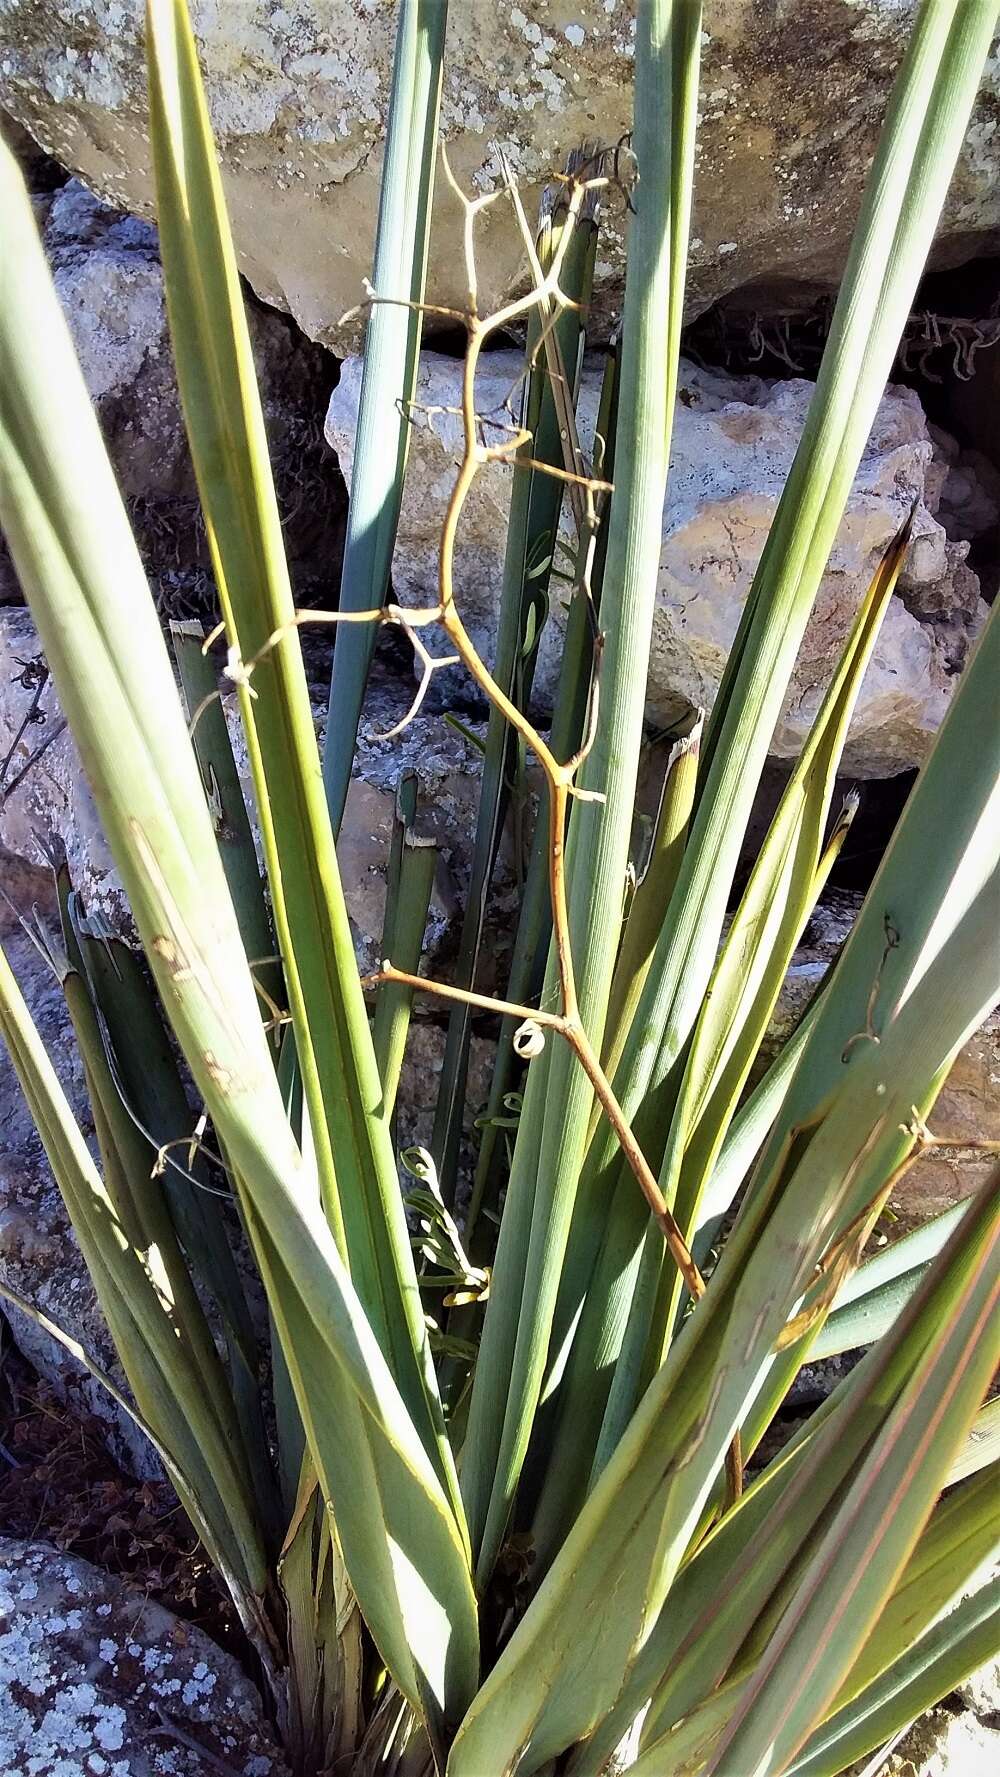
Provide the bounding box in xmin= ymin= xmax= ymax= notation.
xmin=0 ymin=1538 xmax=287 ymax=1775
xmin=0 ymin=1 xmax=997 ymax=351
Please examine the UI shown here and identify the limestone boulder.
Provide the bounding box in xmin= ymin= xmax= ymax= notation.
xmin=37 ymin=176 xmax=180 ymax=502
xmin=327 ymin=349 xmax=990 ymax=776
xmin=0 ymin=2 xmax=997 ymax=352
xmin=0 ymin=168 xmax=341 ymax=615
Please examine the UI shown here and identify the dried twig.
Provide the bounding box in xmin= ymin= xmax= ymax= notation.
xmin=354 ymin=151 xmax=707 ymax=1307
xmin=0 ymin=655 xmax=68 ymax=812
xmin=193 ymin=156 xmax=708 ymax=1310
xmin=0 ymin=654 xmax=50 ymax=789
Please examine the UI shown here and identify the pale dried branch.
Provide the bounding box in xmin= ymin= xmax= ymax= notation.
xmin=350 ymin=153 xmax=712 ymax=1313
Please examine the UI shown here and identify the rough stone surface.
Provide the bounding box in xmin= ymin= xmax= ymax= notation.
xmin=0 ymin=1537 xmax=287 ymax=1775
xmin=328 ymin=349 xmax=991 ymax=775
xmin=929 ymin=425 xmax=1000 ymax=547
xmin=0 ymin=609 xmax=123 ymax=924
xmin=396 ymin=1019 xmax=494 ymax=1163
xmin=0 ymin=170 xmax=342 ymax=616
xmin=848 ymin=1653 xmax=1000 ymax=1775
xmin=1 ymin=3 xmax=997 ymax=352
xmin=0 ymin=610 xmax=491 ymax=958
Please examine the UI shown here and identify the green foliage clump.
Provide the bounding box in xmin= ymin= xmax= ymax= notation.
xmin=1 ymin=2 xmax=998 ymax=1774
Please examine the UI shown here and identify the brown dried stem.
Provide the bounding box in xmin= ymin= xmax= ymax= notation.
xmin=355 ymin=151 xmax=707 ymax=1306
xmin=204 ymin=155 xmax=708 ymax=1308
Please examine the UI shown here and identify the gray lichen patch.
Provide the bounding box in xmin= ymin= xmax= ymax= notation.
xmin=0 ymin=1538 xmax=288 ymax=1776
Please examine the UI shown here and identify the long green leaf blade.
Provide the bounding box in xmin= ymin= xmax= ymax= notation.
xmin=706 ymin=1182 xmax=1000 ymax=1776
xmin=664 ymin=517 xmax=909 ymax=1234
xmin=571 ymin=0 xmax=998 ymax=1303
xmin=431 ymin=190 xmax=599 ymax=1207
xmin=813 ymin=1200 xmax=971 ymax=1359
xmin=65 ymin=891 xmax=259 ymax=1369
xmin=144 ymin=0 xmax=459 ymax=1506
xmin=460 ymin=0 xmax=703 ymax=1590
xmin=0 ymin=127 xmax=479 ymax=1740
xmin=373 ymin=772 xmax=436 ymax=1120
xmin=170 ymin=616 xmax=284 ymax=1027
xmin=460 ymin=343 xmax=620 ymax=1264
xmin=598 ymin=716 xmax=701 ymax=1093
xmin=786 ymin=1577 xmax=1000 ymax=1777
xmin=322 ymin=0 xmax=448 ymax=834
xmin=590 ymin=525 xmax=903 ymax=1481
xmin=446 ymin=629 xmax=1000 ymax=1775
xmin=0 ymin=938 xmax=269 ymax=1603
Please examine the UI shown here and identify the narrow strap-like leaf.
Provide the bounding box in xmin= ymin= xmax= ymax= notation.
xmin=170 ymin=617 xmax=284 ymax=1028
xmin=0 ymin=125 xmax=479 ymax=1739
xmin=145 ymin=0 xmax=460 ymax=1509
xmin=786 ymin=1575 xmax=1000 ymax=1777
xmin=322 ymin=0 xmax=448 ymax=833
xmin=707 ymin=1178 xmax=1000 ymax=1776
xmin=573 ymin=0 xmax=999 ymax=1289
xmin=431 ymin=195 xmax=599 ymax=1206
xmin=446 ymin=805 xmax=1000 ymax=1776
xmin=597 ymin=717 xmax=701 ymax=1095
xmin=0 ymin=938 xmax=269 ymax=1602
xmin=374 ymin=772 xmax=436 ymax=1120
xmin=813 ymin=1198 xmax=972 ymax=1358
xmin=460 ymin=0 xmax=704 ymax=1591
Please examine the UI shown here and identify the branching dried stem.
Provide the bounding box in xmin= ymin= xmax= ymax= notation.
xmin=188 ymin=602 xmax=450 ymax=740
xmin=356 ymin=150 xmax=707 ymax=1308
xmin=841 ymin=915 xmax=900 ymax=1059
xmin=0 ymin=653 xmax=50 ymax=792
xmin=201 ymin=156 xmax=706 ymax=1303
xmin=0 ymin=650 xmax=67 ymax=810
xmin=195 ymin=146 xmax=734 ymax=1495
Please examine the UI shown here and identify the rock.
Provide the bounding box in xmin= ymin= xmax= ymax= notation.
xmin=396 ymin=1020 xmax=494 ymax=1161
xmin=328 ymin=352 xmax=567 ymax=705
xmin=328 ymin=349 xmax=989 ymax=775
xmin=0 ymin=609 xmax=490 ymax=960
xmin=347 ymin=674 xmax=522 ymax=954
xmin=956 ymin=1656 xmax=1000 ymax=1722
xmin=947 ymin=324 xmax=1000 ymax=607
xmin=1 ymin=3 xmax=997 ymax=352
xmin=0 ymin=609 xmax=125 ymax=924
xmin=0 ymin=168 xmax=342 ymax=618
xmin=882 ymin=1022 xmax=1000 ymax=1239
xmin=784 ymin=1349 xmax=861 ymax=1411
xmin=0 ymin=100 xmax=62 ymax=196
xmin=928 ymin=428 xmax=1000 ymax=546
xmin=852 ymin=1659 xmax=1000 ymax=1775
xmin=0 ymin=1537 xmax=287 ymax=1775
xmin=40 ymin=178 xmax=179 ymax=502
